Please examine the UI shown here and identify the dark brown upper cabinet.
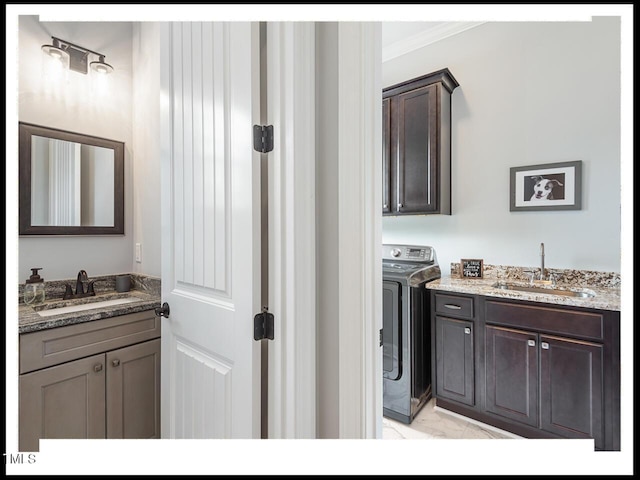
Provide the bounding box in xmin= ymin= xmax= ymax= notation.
xmin=383 ymin=69 xmax=459 ymax=216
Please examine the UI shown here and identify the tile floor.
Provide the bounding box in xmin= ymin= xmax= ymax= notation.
xmin=383 ymin=398 xmax=522 ymax=440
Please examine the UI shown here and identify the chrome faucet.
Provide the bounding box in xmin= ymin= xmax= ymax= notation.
xmin=63 ymin=270 xmax=97 ymax=300
xmin=534 ymin=243 xmax=555 ymax=286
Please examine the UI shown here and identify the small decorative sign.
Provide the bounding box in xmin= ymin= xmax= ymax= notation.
xmin=461 ymin=259 xmax=484 ymax=279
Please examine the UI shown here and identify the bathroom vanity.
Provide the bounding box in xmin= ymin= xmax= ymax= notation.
xmin=427 ymin=265 xmax=621 ymax=451
xmin=18 ymin=277 xmax=161 ymax=452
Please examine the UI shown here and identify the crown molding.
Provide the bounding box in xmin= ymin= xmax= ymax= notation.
xmin=382 ymin=22 xmax=486 ymax=62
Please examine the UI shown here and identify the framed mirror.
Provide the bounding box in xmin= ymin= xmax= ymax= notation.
xmin=19 ymin=122 xmax=124 ymax=235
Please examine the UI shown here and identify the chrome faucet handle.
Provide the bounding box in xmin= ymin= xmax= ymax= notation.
xmin=523 ymin=269 xmax=535 ymax=285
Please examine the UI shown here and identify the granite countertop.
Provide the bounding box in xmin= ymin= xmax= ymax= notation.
xmin=19 ymin=290 xmax=161 ymax=334
xmin=426 ymin=276 xmax=620 ymax=311
xmin=426 ymin=264 xmax=621 ymax=312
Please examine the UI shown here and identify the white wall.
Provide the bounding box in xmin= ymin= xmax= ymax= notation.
xmin=18 ymin=16 xmax=134 ymax=280
xmin=131 ymin=23 xmax=161 ymax=277
xmin=382 ymin=18 xmax=621 ymax=274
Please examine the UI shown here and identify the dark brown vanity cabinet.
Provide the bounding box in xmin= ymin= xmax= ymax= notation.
xmin=382 ymin=69 xmax=459 ymax=216
xmin=19 ymin=311 xmax=161 ymax=451
xmin=485 ymin=325 xmax=605 ymax=441
xmin=484 ymin=326 xmax=539 ymax=428
xmin=484 ymin=300 xmax=612 ymax=450
xmin=432 ymin=292 xmax=476 ymax=407
xmin=430 ymin=290 xmax=620 ymax=451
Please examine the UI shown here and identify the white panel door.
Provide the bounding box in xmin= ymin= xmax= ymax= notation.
xmin=160 ymin=22 xmax=261 ymax=438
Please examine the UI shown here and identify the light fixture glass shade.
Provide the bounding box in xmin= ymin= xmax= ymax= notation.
xmin=90 ymin=56 xmax=114 ymax=75
xmin=41 ymin=44 xmax=70 ymax=68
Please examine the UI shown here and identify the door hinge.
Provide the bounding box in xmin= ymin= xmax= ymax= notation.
xmin=379 ymin=328 xmax=383 ymax=347
xmin=254 ymin=306 xmax=274 ymax=341
xmin=253 ymin=124 xmax=274 ymax=153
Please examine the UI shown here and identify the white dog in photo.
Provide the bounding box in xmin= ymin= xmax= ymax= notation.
xmin=530 ymin=176 xmax=563 ymax=201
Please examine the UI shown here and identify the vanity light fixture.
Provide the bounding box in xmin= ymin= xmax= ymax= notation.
xmin=41 ymin=36 xmax=114 ymax=75
xmin=90 ymin=55 xmax=114 ymax=74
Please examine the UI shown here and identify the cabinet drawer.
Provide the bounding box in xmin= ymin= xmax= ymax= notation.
xmin=434 ymin=293 xmax=474 ymax=319
xmin=20 ymin=310 xmax=160 ymax=374
xmin=484 ymin=300 xmax=604 ymax=341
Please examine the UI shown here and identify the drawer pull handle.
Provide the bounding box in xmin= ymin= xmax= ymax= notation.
xmin=528 ymin=340 xmax=536 ymax=347
xmin=112 ymin=359 xmax=121 ymax=367
xmin=93 ymin=363 xmax=103 ymax=372
xmin=541 ymin=342 xmax=549 ymax=350
xmin=444 ymin=304 xmax=462 ymax=310
xmin=464 ymin=327 xmax=471 ymax=335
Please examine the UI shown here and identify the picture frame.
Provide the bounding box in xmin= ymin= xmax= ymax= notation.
xmin=510 ymin=160 xmax=582 ymax=212
xmin=460 ymin=259 xmax=483 ymax=279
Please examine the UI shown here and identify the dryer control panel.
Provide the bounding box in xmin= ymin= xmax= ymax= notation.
xmin=382 ymin=245 xmax=435 ymax=264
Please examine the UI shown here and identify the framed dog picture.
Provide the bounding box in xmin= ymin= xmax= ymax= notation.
xmin=510 ymin=160 xmax=582 ymax=211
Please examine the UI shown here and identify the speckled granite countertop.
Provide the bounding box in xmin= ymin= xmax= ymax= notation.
xmin=18 ymin=273 xmax=161 ymax=334
xmin=426 ymin=263 xmax=620 ymax=312
xmin=19 ymin=290 xmax=161 ymax=334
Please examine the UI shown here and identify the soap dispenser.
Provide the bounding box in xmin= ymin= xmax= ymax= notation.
xmin=24 ymin=268 xmax=46 ymax=306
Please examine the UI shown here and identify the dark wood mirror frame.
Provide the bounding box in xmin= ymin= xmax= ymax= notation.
xmin=19 ymin=122 xmax=125 ymax=235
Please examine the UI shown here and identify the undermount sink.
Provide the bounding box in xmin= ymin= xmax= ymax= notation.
xmin=34 ymin=296 xmax=140 ymax=317
xmin=491 ymin=282 xmax=596 ymax=298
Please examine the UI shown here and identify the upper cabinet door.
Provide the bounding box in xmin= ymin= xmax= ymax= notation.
xmin=382 ymin=97 xmax=392 ymax=214
xmin=396 ymin=84 xmax=439 ymax=214
xmin=382 ymin=68 xmax=458 ymax=216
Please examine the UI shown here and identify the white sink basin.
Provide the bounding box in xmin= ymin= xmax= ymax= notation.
xmin=35 ymin=297 xmax=140 ymax=317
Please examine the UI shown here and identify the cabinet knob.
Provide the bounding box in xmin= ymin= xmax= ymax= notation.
xmin=383 ymin=203 xmax=388 ymax=209
xmin=112 ymin=359 xmax=121 ymax=367
xmin=93 ymin=363 xmax=103 ymax=372
xmin=398 ymin=203 xmax=403 ymax=209
xmin=541 ymin=342 xmax=549 ymax=350
xmin=527 ymin=339 xmax=536 ymax=347
xmin=464 ymin=327 xmax=471 ymax=335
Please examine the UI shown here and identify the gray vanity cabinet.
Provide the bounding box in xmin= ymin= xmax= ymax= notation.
xmin=106 ymin=339 xmax=161 ymax=439
xmin=19 ymin=310 xmax=160 ymax=451
xmin=19 ymin=353 xmax=107 ymax=451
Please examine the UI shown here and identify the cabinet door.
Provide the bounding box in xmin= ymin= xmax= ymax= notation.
xmin=382 ymin=97 xmax=392 ymax=214
xmin=106 ymin=339 xmax=161 ymax=439
xmin=435 ymin=316 xmax=474 ymax=406
xmin=19 ymin=353 xmax=106 ymax=451
xmin=540 ymin=335 xmax=604 ymax=448
xmin=485 ymin=326 xmax=539 ymax=427
xmin=396 ymin=84 xmax=438 ymax=214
